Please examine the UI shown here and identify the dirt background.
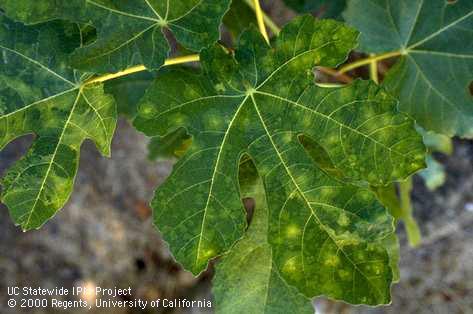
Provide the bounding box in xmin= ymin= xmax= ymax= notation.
xmin=1 ymin=120 xmax=472 ymax=314
xmin=1 ymin=1 xmax=472 ymax=313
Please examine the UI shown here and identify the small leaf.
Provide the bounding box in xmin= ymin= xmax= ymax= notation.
xmin=419 ymin=155 xmax=446 ymax=190
xmin=344 ymin=0 xmax=473 ymax=137
xmin=0 ymin=15 xmax=117 ymax=230
xmin=417 ymin=127 xmax=453 ymax=155
xmin=134 ymin=16 xmax=424 ymax=304
xmin=0 ymin=0 xmax=231 ymax=73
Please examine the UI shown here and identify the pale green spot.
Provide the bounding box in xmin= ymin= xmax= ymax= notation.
xmin=337 ymin=213 xmax=350 ymax=226
xmin=286 ymin=224 xmax=301 ymax=238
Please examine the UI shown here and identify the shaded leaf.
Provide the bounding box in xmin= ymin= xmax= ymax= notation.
xmin=105 ymin=70 xmax=157 ymax=118
xmin=344 ymin=0 xmax=473 ymax=137
xmin=148 ymin=127 xmax=192 ymax=161
xmin=223 ymin=0 xmax=256 ymax=40
xmin=0 ymin=14 xmax=116 ymax=230
xmin=283 ymin=0 xmax=346 ymax=18
xmin=0 ymin=0 xmax=231 ymax=73
xmin=134 ymin=16 xmax=425 ymax=304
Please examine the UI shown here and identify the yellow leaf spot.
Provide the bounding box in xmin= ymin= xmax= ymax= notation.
xmin=286 ymin=224 xmax=301 ymax=238
xmin=337 ymin=213 xmax=350 ymax=227
xmin=282 ymin=257 xmax=297 ymax=273
xmin=324 ymin=254 xmax=340 ymax=267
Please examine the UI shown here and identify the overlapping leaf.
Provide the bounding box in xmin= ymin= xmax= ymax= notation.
xmin=0 ymin=14 xmax=116 ymax=230
xmin=0 ymin=0 xmax=231 ymax=73
xmin=134 ymin=16 xmax=425 ymax=304
xmin=283 ymin=0 xmax=346 ymax=18
xmin=223 ymin=0 xmax=256 ymax=40
xmin=213 ymin=159 xmax=313 ymax=314
xmin=344 ymin=0 xmax=473 ymax=137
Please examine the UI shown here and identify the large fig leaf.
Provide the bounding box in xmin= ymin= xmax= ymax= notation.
xmin=0 ymin=14 xmax=116 ymax=230
xmin=344 ymin=0 xmax=473 ymax=137
xmin=134 ymin=16 xmax=425 ymax=304
xmin=0 ymin=0 xmax=231 ymax=73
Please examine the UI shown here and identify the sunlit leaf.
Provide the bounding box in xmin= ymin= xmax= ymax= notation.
xmin=134 ymin=16 xmax=425 ymax=304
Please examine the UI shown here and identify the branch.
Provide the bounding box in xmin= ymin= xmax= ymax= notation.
xmin=85 ymin=54 xmax=200 ymax=85
xmin=369 ymin=53 xmax=379 ymax=84
xmin=399 ymin=178 xmax=421 ymax=247
xmin=243 ymin=0 xmax=280 ymax=35
xmin=338 ymin=51 xmax=402 ymax=74
xmin=251 ymin=0 xmax=270 ymax=43
xmin=318 ymin=67 xmax=353 ymax=84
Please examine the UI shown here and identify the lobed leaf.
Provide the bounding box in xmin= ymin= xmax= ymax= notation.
xmin=0 ymin=14 xmax=116 ymax=230
xmin=0 ymin=0 xmax=231 ymax=73
xmin=344 ymin=0 xmax=473 ymax=137
xmin=134 ymin=16 xmax=424 ymax=304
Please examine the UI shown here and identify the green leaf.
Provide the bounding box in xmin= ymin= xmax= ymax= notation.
xmin=105 ymin=70 xmax=157 ymax=118
xmin=148 ymin=127 xmax=192 ymax=161
xmin=344 ymin=0 xmax=473 ymax=137
xmin=213 ymin=158 xmax=313 ymax=314
xmin=417 ymin=127 xmax=453 ymax=155
xmin=283 ymin=0 xmax=346 ymax=18
xmin=416 ymin=127 xmax=450 ymax=190
xmin=419 ymin=155 xmax=446 ymax=190
xmin=0 ymin=0 xmax=231 ymax=73
xmin=0 ymin=14 xmax=117 ymax=230
xmin=223 ymin=0 xmax=256 ymax=40
xmin=382 ymin=234 xmax=400 ymax=283
xmin=134 ymin=16 xmax=425 ymax=304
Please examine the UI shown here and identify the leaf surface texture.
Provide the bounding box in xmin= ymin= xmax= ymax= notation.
xmin=0 ymin=14 xmax=116 ymax=230
xmin=134 ymin=16 xmax=426 ymax=304
xmin=344 ymin=0 xmax=473 ymax=137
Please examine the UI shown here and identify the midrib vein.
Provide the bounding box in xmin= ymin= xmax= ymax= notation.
xmin=0 ymin=45 xmax=75 ymax=85
xmin=1 ymin=88 xmax=79 ymax=119
xmin=194 ymin=94 xmax=249 ymax=268
xmin=407 ymin=9 xmax=473 ymax=49
xmin=254 ymin=91 xmax=406 ymax=158
xmin=23 ymin=89 xmax=82 ymax=228
xmin=86 ymin=0 xmax=159 ymax=22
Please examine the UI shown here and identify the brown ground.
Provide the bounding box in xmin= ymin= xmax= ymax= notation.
xmin=1 ymin=121 xmax=472 ymax=314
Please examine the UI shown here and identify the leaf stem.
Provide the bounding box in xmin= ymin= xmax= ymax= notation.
xmin=399 ymin=178 xmax=421 ymax=247
xmin=85 ymin=54 xmax=200 ymax=85
xmin=243 ymin=0 xmax=280 ymax=35
xmin=338 ymin=51 xmax=402 ymax=74
xmin=318 ymin=67 xmax=353 ymax=84
xmin=251 ymin=0 xmax=270 ymax=43
xmin=369 ymin=53 xmax=379 ymax=84
xmin=368 ymin=56 xmax=420 ymax=246
xmin=315 ymin=83 xmax=345 ymax=88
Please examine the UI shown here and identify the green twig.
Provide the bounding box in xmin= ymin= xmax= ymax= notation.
xmin=243 ymin=0 xmax=281 ymax=35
